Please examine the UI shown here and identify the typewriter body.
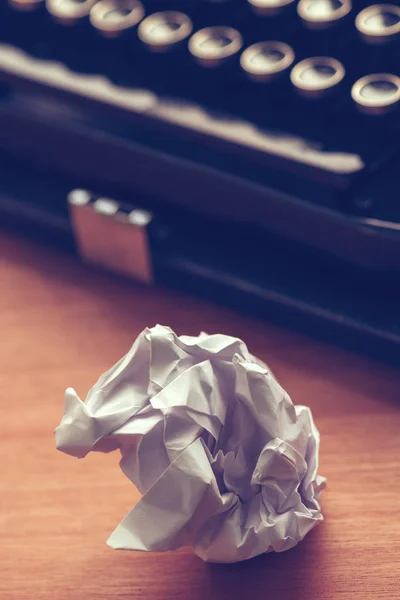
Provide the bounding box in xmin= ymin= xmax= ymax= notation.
xmin=0 ymin=0 xmax=399 ymax=362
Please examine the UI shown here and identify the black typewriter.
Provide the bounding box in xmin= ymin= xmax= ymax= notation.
xmin=0 ymin=0 xmax=399 ymax=362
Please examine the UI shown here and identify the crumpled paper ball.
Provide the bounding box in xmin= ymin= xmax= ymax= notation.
xmin=55 ymin=325 xmax=326 ymax=563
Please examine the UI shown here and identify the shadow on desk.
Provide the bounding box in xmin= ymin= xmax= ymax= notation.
xmin=64 ymin=525 xmax=326 ymax=600
xmin=205 ymin=529 xmax=326 ymax=600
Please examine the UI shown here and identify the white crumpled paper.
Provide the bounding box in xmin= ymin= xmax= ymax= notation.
xmin=55 ymin=325 xmax=326 ymax=563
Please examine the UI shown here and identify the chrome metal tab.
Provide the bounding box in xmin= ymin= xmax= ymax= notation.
xmin=68 ymin=189 xmax=153 ymax=283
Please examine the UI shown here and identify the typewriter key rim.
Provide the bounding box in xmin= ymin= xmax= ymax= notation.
xmin=240 ymin=41 xmax=295 ymax=82
xmin=46 ymin=0 xmax=98 ymax=24
xmin=290 ymin=56 xmax=345 ymax=97
xmin=138 ymin=11 xmax=193 ymax=52
xmin=297 ymin=0 xmax=352 ymax=29
xmin=351 ymin=73 xmax=400 ymax=115
xmin=355 ymin=4 xmax=400 ymax=44
xmin=247 ymin=0 xmax=296 ymax=17
xmin=8 ymin=0 xmax=43 ymax=11
xmin=89 ymin=0 xmax=145 ymax=37
xmin=188 ymin=26 xmax=243 ymax=68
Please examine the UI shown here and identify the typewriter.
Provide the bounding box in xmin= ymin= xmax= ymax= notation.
xmin=0 ymin=0 xmax=399 ymax=362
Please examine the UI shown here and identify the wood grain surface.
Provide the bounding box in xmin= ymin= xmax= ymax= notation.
xmin=1 ymin=232 xmax=399 ymax=600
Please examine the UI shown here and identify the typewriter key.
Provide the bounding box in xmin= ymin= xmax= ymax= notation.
xmin=138 ymin=12 xmax=193 ymax=52
xmin=297 ymin=0 xmax=352 ymax=29
xmin=189 ymin=26 xmax=243 ymax=67
xmin=351 ymin=73 xmax=400 ymax=114
xmin=355 ymin=4 xmax=400 ymax=44
xmin=240 ymin=41 xmax=295 ymax=81
xmin=290 ymin=56 xmax=345 ymax=96
xmin=46 ymin=0 xmax=98 ymax=25
xmin=9 ymin=0 xmax=44 ymax=10
xmin=89 ymin=0 xmax=144 ymax=37
xmin=248 ymin=0 xmax=296 ymax=17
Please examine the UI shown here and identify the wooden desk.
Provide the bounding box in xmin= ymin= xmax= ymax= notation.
xmin=1 ymin=232 xmax=399 ymax=600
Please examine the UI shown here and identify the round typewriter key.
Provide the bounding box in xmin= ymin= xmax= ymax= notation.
xmin=89 ymin=0 xmax=144 ymax=37
xmin=290 ymin=56 xmax=345 ymax=97
xmin=46 ymin=0 xmax=98 ymax=25
xmin=297 ymin=0 xmax=352 ymax=29
xmin=355 ymin=5 xmax=400 ymax=44
xmin=351 ymin=73 xmax=400 ymax=114
xmin=240 ymin=41 xmax=295 ymax=81
xmin=138 ymin=12 xmax=193 ymax=52
xmin=188 ymin=26 xmax=243 ymax=67
xmin=247 ymin=0 xmax=296 ymax=17
xmin=9 ymin=0 xmax=43 ymax=10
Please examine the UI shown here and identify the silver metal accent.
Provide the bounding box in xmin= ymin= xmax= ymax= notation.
xmin=68 ymin=189 xmax=153 ymax=284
